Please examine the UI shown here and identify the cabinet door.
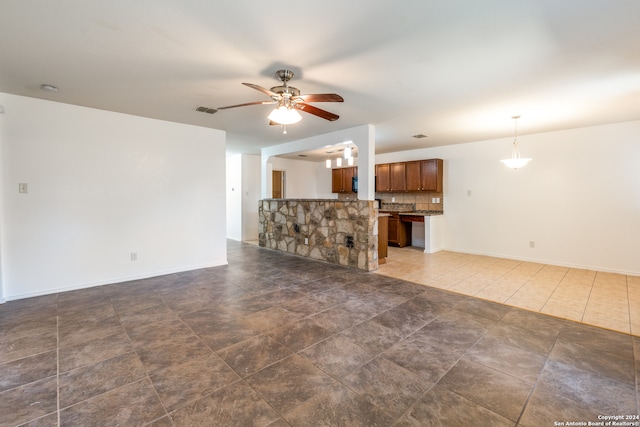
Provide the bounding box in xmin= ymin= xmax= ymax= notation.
xmin=405 ymin=161 xmax=421 ymax=191
xmin=342 ymin=167 xmax=355 ymax=192
xmin=376 ymin=164 xmax=390 ymax=192
xmin=420 ymin=159 xmax=443 ymax=192
xmin=387 ymin=216 xmax=399 ymax=245
xmin=378 ymin=215 xmax=388 ymax=259
xmin=331 ymin=169 xmax=343 ymax=193
xmin=397 ymin=220 xmax=411 ymax=247
xmin=390 ymin=163 xmax=406 ymax=192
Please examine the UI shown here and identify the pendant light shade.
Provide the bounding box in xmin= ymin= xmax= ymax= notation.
xmin=501 ymin=115 xmax=532 ymax=170
xmin=325 ymin=159 xmax=332 ymax=168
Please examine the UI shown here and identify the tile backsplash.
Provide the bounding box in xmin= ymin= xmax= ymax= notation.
xmin=375 ymin=192 xmax=444 ymax=211
xmin=337 ymin=191 xmax=444 ymax=212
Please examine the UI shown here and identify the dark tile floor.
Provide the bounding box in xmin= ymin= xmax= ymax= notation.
xmin=1 ymin=240 xmax=638 ymax=426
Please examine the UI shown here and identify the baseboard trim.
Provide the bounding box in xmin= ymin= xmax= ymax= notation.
xmin=4 ymin=259 xmax=229 ymax=302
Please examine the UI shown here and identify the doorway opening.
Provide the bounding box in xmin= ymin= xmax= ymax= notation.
xmin=272 ymin=170 xmax=285 ymax=198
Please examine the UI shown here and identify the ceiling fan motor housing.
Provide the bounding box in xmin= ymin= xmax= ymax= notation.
xmin=275 ymin=69 xmax=294 ymax=83
xmin=270 ymin=85 xmax=300 ymax=97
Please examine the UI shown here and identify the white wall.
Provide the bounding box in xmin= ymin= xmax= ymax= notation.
xmin=241 ymin=154 xmax=260 ymax=240
xmin=376 ymin=120 xmax=640 ymax=275
xmin=1 ymin=93 xmax=228 ymax=300
xmin=226 ymin=153 xmax=260 ymax=241
xmin=0 ymin=106 xmax=4 ymax=303
xmin=261 ymin=125 xmax=376 ymax=200
xmin=268 ymin=157 xmax=331 ymax=199
xmin=226 ymin=154 xmax=242 ymax=241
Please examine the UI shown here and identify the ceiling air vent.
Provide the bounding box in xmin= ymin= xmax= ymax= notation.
xmin=195 ymin=106 xmax=217 ymax=114
xmin=412 ymin=134 xmax=428 ymax=139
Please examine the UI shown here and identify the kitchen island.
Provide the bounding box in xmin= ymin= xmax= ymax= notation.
xmin=399 ymin=212 xmax=444 ymax=253
xmin=258 ymin=199 xmax=382 ymax=271
xmin=379 ymin=204 xmax=444 ymax=253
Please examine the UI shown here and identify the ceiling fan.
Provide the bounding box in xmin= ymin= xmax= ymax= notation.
xmin=217 ymin=69 xmax=344 ymax=128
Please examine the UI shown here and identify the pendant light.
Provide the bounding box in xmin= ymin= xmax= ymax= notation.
xmin=501 ymin=115 xmax=532 ymax=170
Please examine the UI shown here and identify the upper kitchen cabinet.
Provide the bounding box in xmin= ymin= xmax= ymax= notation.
xmin=406 ymin=159 xmax=443 ymax=192
xmin=375 ymin=163 xmax=406 ymax=192
xmin=375 ymin=164 xmax=390 ymax=192
xmin=332 ymin=167 xmax=357 ymax=193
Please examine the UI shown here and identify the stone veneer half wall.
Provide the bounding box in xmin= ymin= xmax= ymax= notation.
xmin=258 ymin=199 xmax=379 ymax=271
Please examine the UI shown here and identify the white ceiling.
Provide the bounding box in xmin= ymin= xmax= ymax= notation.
xmin=1 ymin=1 xmax=639 ymax=160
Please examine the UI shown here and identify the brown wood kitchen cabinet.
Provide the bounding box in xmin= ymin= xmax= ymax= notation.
xmin=390 ymin=163 xmax=407 ymax=191
xmin=375 ymin=163 xmax=407 ymax=192
xmin=387 ymin=213 xmax=411 ymax=247
xmin=378 ymin=215 xmax=388 ymax=263
xmin=405 ymin=159 xmax=443 ymax=192
xmin=375 ymin=164 xmax=390 ymax=192
xmin=331 ymin=167 xmax=356 ymax=193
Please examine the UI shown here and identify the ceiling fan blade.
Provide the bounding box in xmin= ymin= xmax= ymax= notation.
xmin=293 ymin=93 xmax=344 ymax=103
xmin=217 ymin=100 xmax=276 ymax=110
xmin=294 ymin=103 xmax=339 ymax=121
xmin=242 ymin=83 xmax=280 ymax=98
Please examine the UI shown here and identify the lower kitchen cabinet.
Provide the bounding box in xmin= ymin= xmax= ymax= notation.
xmin=378 ymin=215 xmax=388 ymax=263
xmin=387 ymin=214 xmax=411 ymax=247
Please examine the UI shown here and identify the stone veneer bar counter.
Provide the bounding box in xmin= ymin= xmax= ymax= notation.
xmin=258 ymin=199 xmax=379 ymax=271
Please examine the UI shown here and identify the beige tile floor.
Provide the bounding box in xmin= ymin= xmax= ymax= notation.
xmin=376 ymin=246 xmax=640 ymax=336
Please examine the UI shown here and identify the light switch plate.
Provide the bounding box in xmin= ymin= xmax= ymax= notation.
xmin=18 ymin=183 xmax=28 ymax=193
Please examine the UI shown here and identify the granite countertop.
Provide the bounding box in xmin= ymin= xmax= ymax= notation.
xmin=399 ymin=210 xmax=443 ymax=216
xmin=378 ymin=210 xmax=443 ymax=216
xmin=379 ymin=203 xmax=443 ymax=216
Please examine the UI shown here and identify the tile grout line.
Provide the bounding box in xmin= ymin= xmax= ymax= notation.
xmin=56 ymin=294 xmax=61 ymax=427
xmin=121 ymin=292 xmax=175 ymax=425
xmin=417 ymin=313 xmax=508 ymax=422
xmin=384 ymin=251 xmax=639 ymax=336
xmin=626 ymin=275 xmax=633 ymax=338
xmin=535 ymin=267 xmax=568 ymax=316
xmin=514 ymin=324 xmax=564 ymax=425
xmin=581 ymin=273 xmax=597 ymax=323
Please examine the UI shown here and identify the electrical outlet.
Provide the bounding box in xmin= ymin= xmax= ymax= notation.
xmin=131 ymin=252 xmax=138 ymax=261
xmin=529 ymin=241 xmax=535 ymax=248
xmin=304 ymin=237 xmax=309 ymax=245
xmin=391 ymin=197 xmax=395 ymax=202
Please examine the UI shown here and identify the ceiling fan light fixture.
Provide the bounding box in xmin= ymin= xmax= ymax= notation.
xmin=501 ymin=115 xmax=532 ymax=170
xmin=268 ymin=105 xmax=302 ymax=125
